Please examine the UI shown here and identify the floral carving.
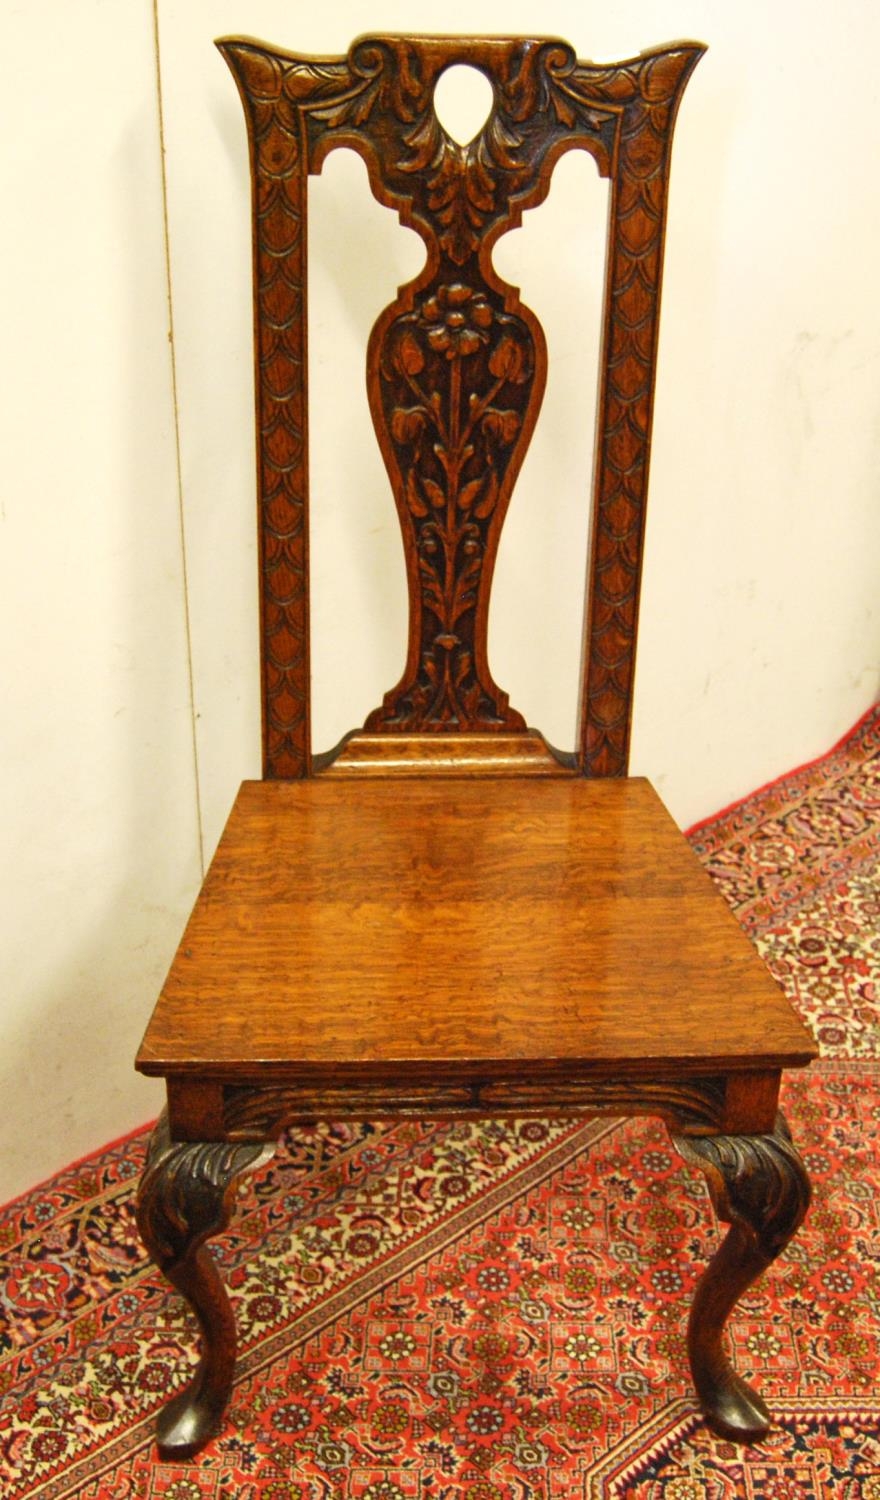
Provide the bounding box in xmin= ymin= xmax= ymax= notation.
xmin=221 ymin=34 xmax=703 ymax=769
xmin=422 ymin=283 xmax=493 ymax=358
xmin=366 ymin=283 xmax=536 ymax=731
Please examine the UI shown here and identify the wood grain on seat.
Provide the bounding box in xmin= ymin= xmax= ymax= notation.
xmin=138 ymin=777 xmax=814 ymax=1080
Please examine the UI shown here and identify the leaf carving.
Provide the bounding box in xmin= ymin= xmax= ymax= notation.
xmin=310 ymin=80 xmax=379 ymax=129
xmin=482 ymin=409 xmax=520 ymax=442
xmin=488 ymin=336 xmax=528 ymax=383
xmin=405 ymin=468 xmax=429 ymax=518
xmin=423 ymin=477 xmax=445 ymax=510
xmin=457 ymin=477 xmax=484 ymax=511
xmin=474 ymin=471 xmax=499 ymax=521
xmin=391 ymin=407 xmax=426 ymax=443
xmin=551 ymin=89 xmax=577 ymax=128
xmin=395 ymin=331 xmax=425 ymax=376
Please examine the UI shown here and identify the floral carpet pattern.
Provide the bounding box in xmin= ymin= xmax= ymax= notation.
xmin=2 ymin=706 xmax=879 ymax=1497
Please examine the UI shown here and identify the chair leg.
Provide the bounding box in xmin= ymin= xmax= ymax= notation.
xmin=136 ymin=1111 xmax=274 ymax=1459
xmin=671 ymin=1112 xmax=810 ymax=1442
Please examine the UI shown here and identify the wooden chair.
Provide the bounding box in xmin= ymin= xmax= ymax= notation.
xmin=135 ymin=31 xmax=817 ymax=1461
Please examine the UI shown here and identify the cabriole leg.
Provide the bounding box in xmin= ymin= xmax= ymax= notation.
xmin=136 ymin=1111 xmax=274 ymax=1459
xmin=672 ymin=1112 xmax=810 ymax=1442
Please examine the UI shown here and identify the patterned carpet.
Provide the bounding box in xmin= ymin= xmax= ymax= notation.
xmin=3 ymin=706 xmax=879 ymax=1498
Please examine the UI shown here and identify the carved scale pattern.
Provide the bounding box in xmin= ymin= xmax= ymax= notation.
xmin=221 ymin=44 xmax=313 ymax=777
xmin=578 ymin=50 xmax=703 ymax=775
xmin=221 ymin=36 xmax=702 ymax=770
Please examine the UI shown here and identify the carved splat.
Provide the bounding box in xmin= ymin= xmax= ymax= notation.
xmin=365 ymin=282 xmax=538 ymax=730
xmin=221 ymin=35 xmax=703 ymax=772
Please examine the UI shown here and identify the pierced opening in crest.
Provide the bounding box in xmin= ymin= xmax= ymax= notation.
xmin=433 ymin=63 xmax=494 ymax=147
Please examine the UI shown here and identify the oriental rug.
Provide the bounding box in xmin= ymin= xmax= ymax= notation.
xmin=2 ymin=705 xmax=879 ymax=1498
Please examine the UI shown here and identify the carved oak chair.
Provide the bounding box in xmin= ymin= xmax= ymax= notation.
xmin=135 ymin=32 xmax=817 ymax=1460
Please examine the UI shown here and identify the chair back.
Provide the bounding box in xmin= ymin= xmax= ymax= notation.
xmin=221 ymin=34 xmax=703 ymax=778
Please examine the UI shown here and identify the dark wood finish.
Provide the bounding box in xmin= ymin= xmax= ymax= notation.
xmin=136 ymin=1114 xmax=273 ymax=1458
xmin=673 ymin=1114 xmax=812 ymax=1441
xmin=219 ymin=33 xmax=704 ymax=777
xmin=134 ymin=30 xmax=818 ymax=1459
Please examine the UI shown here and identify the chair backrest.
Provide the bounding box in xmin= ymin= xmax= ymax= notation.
xmin=220 ymin=33 xmax=703 ymax=780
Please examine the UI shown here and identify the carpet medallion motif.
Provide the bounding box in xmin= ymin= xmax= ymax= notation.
xmin=2 ymin=707 xmax=879 ymax=1496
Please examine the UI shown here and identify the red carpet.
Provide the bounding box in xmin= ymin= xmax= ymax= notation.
xmin=3 ymin=707 xmax=879 ymax=1497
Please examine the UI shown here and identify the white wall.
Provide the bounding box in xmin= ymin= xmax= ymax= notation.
xmin=2 ymin=0 xmax=878 ymax=1198
xmin=0 ymin=1 xmax=200 ymax=1200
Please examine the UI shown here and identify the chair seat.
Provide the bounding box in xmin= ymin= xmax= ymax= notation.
xmin=137 ymin=776 xmax=815 ymax=1085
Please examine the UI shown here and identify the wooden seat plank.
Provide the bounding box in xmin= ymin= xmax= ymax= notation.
xmin=138 ymin=778 xmax=815 ymax=1077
